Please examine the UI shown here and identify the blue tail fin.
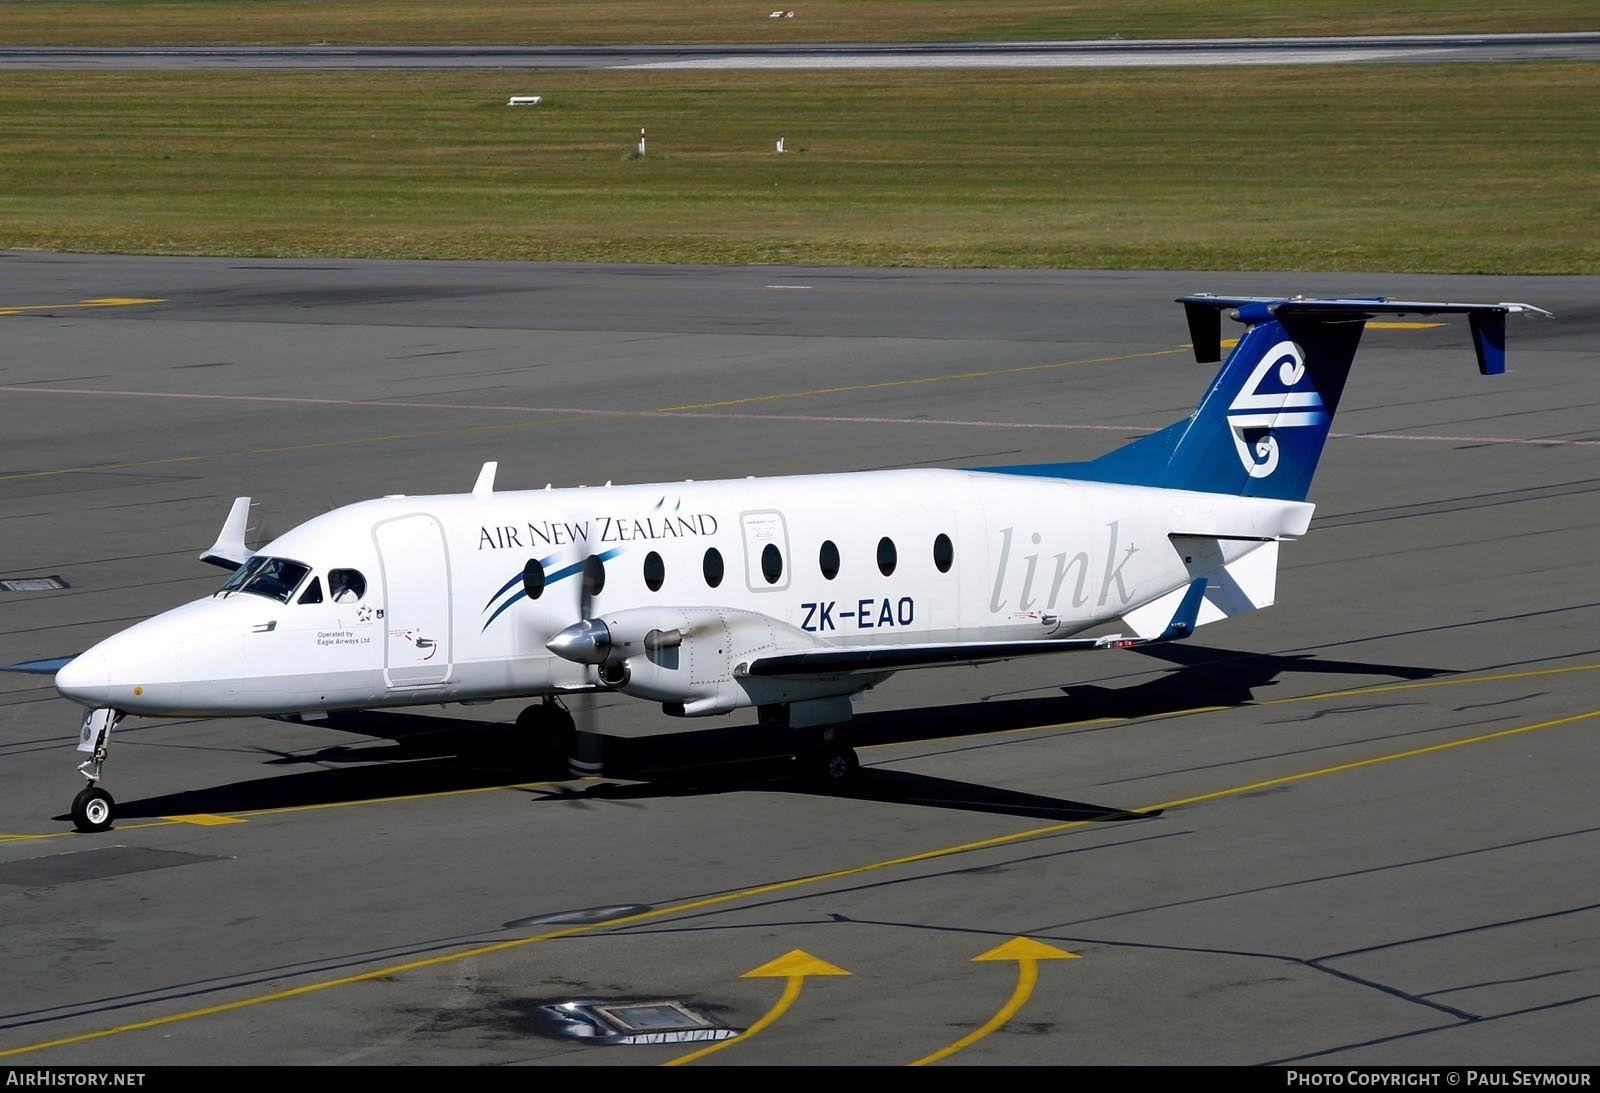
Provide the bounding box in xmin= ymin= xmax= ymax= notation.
xmin=982 ymin=295 xmax=1549 ymax=502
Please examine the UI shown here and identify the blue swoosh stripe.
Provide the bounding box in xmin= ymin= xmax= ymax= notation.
xmin=482 ymin=551 xmax=561 ymax=612
xmin=481 ymin=588 xmax=527 ymax=631
xmin=480 ymin=547 xmax=625 ymax=632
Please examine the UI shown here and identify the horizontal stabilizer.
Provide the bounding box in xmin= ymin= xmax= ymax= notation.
xmin=1178 ymin=295 xmax=1551 ymax=374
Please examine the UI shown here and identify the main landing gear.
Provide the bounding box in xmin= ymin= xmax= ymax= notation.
xmin=71 ymin=707 xmax=123 ymax=833
xmin=814 ymin=742 xmax=861 ymax=788
xmin=758 ymin=705 xmax=861 ymax=793
xmin=515 ymin=699 xmax=579 ymax=777
xmin=796 ymin=738 xmax=861 ymax=792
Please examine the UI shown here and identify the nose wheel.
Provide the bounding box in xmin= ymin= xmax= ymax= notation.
xmin=71 ymin=785 xmax=116 ymax=833
xmin=71 ymin=707 xmax=123 ymax=832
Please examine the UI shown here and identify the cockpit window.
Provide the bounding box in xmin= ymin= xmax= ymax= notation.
xmin=329 ymin=568 xmax=366 ymax=603
xmin=218 ymin=556 xmax=267 ymax=596
xmin=217 ymin=555 xmax=310 ymax=604
xmin=298 ymin=577 xmax=324 ymax=605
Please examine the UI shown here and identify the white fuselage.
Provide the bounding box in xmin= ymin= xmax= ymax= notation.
xmin=54 ymin=467 xmax=1307 ymax=719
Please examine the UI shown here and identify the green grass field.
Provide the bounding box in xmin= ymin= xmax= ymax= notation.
xmin=2 ymin=3 xmax=1596 ymax=272
xmin=5 ymin=66 xmax=1596 ymax=272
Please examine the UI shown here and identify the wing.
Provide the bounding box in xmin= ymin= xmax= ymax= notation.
xmin=741 ymin=578 xmax=1207 ymax=678
xmin=0 ymin=656 xmax=76 ymax=675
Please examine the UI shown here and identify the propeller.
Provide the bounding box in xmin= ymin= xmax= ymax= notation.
xmin=546 ymin=617 xmax=711 ymax=666
xmin=565 ymin=553 xmax=607 ymax=777
xmin=541 ymin=554 xmax=730 ymax=777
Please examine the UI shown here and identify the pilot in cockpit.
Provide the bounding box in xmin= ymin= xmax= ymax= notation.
xmin=330 ymin=569 xmax=364 ymax=603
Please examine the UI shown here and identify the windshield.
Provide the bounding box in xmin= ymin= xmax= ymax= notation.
xmin=217 ymin=556 xmax=311 ymax=604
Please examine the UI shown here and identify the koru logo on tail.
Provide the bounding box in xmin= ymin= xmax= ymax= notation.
xmin=1226 ymin=340 xmax=1328 ymax=477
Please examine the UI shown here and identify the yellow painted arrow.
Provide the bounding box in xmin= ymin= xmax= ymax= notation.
xmin=663 ymin=949 xmax=850 ymax=1066
xmin=909 ymin=937 xmax=1079 ymax=1066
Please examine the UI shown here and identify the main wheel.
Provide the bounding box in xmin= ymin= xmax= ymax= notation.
xmin=515 ymin=703 xmax=577 ymax=776
xmin=802 ymin=744 xmax=860 ymax=792
xmin=71 ymin=785 xmax=115 ymax=832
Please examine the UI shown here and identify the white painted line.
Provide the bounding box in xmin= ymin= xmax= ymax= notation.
xmin=3 ymin=386 xmax=1591 ymax=447
xmin=617 ymin=48 xmax=1436 ymax=70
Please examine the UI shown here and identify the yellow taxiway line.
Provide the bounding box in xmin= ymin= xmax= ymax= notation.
xmin=1 ymin=662 xmax=1595 ymax=1061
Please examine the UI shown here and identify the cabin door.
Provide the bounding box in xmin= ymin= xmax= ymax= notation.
xmin=374 ymin=513 xmax=454 ymax=687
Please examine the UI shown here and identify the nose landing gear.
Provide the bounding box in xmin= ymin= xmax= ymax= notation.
xmin=71 ymin=707 xmax=122 ymax=832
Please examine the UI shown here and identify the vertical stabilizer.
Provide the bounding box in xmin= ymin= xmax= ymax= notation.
xmin=981 ymin=295 xmax=1549 ymax=502
xmin=1145 ymin=305 xmax=1363 ymax=501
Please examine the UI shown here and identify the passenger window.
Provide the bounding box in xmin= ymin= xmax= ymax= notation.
xmin=298 ymin=577 xmax=324 ymax=605
xmin=703 ymin=547 xmax=724 ymax=589
xmin=644 ymin=551 xmax=665 ymax=592
xmin=933 ymin=533 xmax=954 ymax=573
xmin=819 ymin=539 xmax=840 ymax=580
xmin=522 ymin=558 xmax=545 ymax=600
xmin=330 ymin=568 xmax=366 ymax=603
xmin=761 ymin=542 xmax=783 ymax=585
xmin=877 ymin=536 xmax=897 ymax=577
xmin=581 ymin=554 xmax=606 ymax=598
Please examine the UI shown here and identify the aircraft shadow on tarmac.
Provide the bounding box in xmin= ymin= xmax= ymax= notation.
xmin=85 ymin=647 xmax=1446 ymax=826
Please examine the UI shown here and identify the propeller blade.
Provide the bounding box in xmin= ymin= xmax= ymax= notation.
xmin=569 ymin=553 xmax=606 ymax=776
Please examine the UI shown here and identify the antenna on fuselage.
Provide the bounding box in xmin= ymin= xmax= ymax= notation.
xmin=472 ymin=462 xmax=497 ymax=497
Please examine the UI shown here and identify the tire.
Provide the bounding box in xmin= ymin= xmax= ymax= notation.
xmin=71 ymin=785 xmax=115 ymax=832
xmin=803 ymin=744 xmax=860 ymax=792
xmin=515 ymin=703 xmax=577 ymax=776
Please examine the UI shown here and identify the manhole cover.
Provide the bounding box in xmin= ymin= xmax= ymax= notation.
xmin=536 ymin=999 xmax=738 ymax=1045
xmin=0 ymin=576 xmax=68 ymax=591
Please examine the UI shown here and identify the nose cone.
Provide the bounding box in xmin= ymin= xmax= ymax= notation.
xmin=546 ymin=619 xmax=612 ymax=665
xmin=55 ymin=647 xmax=112 ymax=707
xmin=50 ymin=606 xmax=200 ymax=712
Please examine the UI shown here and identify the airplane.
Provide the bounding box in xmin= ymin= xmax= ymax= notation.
xmin=17 ymin=293 xmax=1549 ymax=832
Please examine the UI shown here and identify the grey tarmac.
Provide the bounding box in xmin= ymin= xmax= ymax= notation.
xmin=0 ymin=254 xmax=1596 ymax=1066
xmin=1 ymin=33 xmax=1597 ymax=70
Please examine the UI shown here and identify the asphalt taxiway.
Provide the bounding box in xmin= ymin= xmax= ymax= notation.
xmin=2 ymin=33 xmax=1597 ymax=70
xmin=0 ymin=255 xmax=1596 ymax=1066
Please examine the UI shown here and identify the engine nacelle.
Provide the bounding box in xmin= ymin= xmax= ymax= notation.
xmin=553 ymin=605 xmax=869 ymax=716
